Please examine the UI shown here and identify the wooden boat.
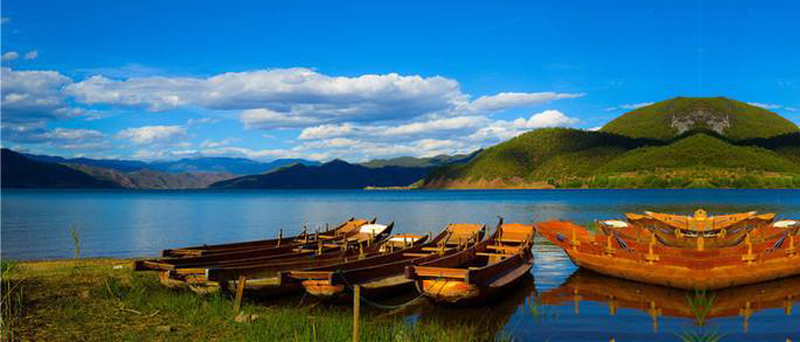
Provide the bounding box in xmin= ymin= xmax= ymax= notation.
xmin=287 ymin=223 xmax=486 ymax=300
xmin=623 ymin=209 xmax=775 ymax=249
xmin=537 ymin=219 xmax=800 ymax=290
xmin=160 ymin=218 xmax=373 ymax=257
xmin=540 ymin=269 xmax=800 ymax=331
xmin=405 ymin=220 xmax=535 ymax=305
xmin=134 ymin=220 xmax=389 ymax=272
xmin=136 ymin=222 xmax=394 ymax=294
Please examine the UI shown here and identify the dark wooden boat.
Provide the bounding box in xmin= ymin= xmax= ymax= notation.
xmin=136 ymin=222 xmax=394 ymax=294
xmin=540 ymin=269 xmax=800 ymax=331
xmin=160 ymin=218 xmax=373 ymax=257
xmin=623 ymin=209 xmax=775 ymax=249
xmin=538 ymin=219 xmax=800 ymax=290
xmin=405 ymin=220 xmax=535 ymax=305
xmin=287 ymin=223 xmax=486 ymax=300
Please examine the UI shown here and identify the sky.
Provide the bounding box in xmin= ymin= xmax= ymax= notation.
xmin=2 ymin=1 xmax=799 ymax=162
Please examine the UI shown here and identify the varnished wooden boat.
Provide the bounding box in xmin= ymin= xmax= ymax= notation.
xmin=137 ymin=222 xmax=394 ymax=294
xmin=287 ymin=223 xmax=486 ymax=300
xmin=405 ymin=220 xmax=535 ymax=305
xmin=181 ymin=222 xmax=397 ymax=295
xmin=134 ymin=220 xmax=387 ymax=272
xmin=161 ymin=218 xmax=373 ymax=257
xmin=538 ymin=219 xmax=800 ymax=290
xmin=623 ymin=209 xmax=775 ymax=249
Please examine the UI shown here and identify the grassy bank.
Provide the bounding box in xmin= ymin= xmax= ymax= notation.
xmin=1 ymin=259 xmax=510 ymax=341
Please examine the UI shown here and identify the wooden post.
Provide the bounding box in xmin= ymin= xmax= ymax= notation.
xmin=277 ymin=229 xmax=283 ymax=247
xmin=353 ymin=285 xmax=361 ymax=342
xmin=233 ymin=274 xmax=247 ymax=312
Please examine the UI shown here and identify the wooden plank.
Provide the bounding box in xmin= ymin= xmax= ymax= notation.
xmin=233 ymin=275 xmax=247 ymax=312
xmin=353 ymin=285 xmax=360 ymax=342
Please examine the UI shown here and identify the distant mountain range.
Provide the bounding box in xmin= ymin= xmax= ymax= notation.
xmin=21 ymin=153 xmax=320 ymax=175
xmin=2 ymin=148 xmax=478 ymax=189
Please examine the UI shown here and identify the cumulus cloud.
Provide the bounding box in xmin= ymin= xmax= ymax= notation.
xmin=65 ymin=68 xmax=467 ymax=126
xmin=200 ymin=137 xmax=238 ymax=148
xmin=23 ymin=50 xmax=38 ymax=60
xmin=2 ymin=51 xmax=19 ymax=61
xmin=117 ymin=125 xmax=187 ymax=145
xmin=1 ymin=67 xmax=77 ymax=123
xmin=468 ymin=110 xmax=579 ymax=142
xmin=469 ymin=92 xmax=584 ymax=111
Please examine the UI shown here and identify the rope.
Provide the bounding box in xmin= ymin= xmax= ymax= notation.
xmin=333 ymin=270 xmax=426 ymax=310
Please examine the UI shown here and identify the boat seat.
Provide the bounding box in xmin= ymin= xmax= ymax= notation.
xmin=403 ymin=253 xmax=433 ymax=258
xmin=487 ymin=245 xmax=520 ymax=252
xmin=499 ymin=238 xmax=525 ymax=243
xmin=421 ymin=247 xmax=456 ymax=252
xmin=476 ymin=252 xmax=513 ymax=257
xmin=318 ymin=234 xmax=336 ymax=239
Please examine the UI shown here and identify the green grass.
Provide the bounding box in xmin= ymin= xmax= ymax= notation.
xmin=598 ymin=134 xmax=800 ymax=173
xmin=1 ymin=259 xmax=513 ymax=342
xmin=600 ymin=97 xmax=799 ymax=141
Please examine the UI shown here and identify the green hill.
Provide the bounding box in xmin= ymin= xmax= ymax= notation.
xmin=421 ymin=97 xmax=800 ymax=189
xmin=600 ymin=97 xmax=800 ymax=141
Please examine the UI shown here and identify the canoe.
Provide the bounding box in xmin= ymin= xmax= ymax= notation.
xmin=624 ymin=209 xmax=775 ymax=249
xmin=133 ymin=219 xmax=386 ymax=272
xmin=287 ymin=223 xmax=486 ymax=300
xmin=138 ymin=222 xmax=394 ymax=294
xmin=180 ymin=222 xmax=397 ymax=295
xmin=540 ymin=269 xmax=800 ymax=331
xmin=161 ymin=218 xmax=373 ymax=257
xmin=537 ymin=220 xmax=800 ymax=290
xmin=405 ymin=220 xmax=535 ymax=305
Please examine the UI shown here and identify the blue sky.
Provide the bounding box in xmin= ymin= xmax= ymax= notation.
xmin=2 ymin=1 xmax=799 ymax=161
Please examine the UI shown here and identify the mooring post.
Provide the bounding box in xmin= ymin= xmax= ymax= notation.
xmin=353 ymin=285 xmax=361 ymax=342
xmin=233 ymin=274 xmax=247 ymax=312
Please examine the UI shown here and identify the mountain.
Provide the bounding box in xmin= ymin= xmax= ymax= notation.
xmin=210 ymin=159 xmax=432 ymax=189
xmin=1 ymin=149 xmax=121 ymax=188
xmin=65 ymin=164 xmax=236 ymax=189
xmin=600 ymin=97 xmax=800 ymax=141
xmin=358 ymin=150 xmax=480 ymax=168
xmin=20 ymin=153 xmax=320 ymax=175
xmin=422 ymin=98 xmax=800 ymax=189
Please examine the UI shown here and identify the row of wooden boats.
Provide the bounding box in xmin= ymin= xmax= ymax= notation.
xmin=538 ymin=209 xmax=800 ymax=290
xmin=133 ymin=217 xmax=537 ymax=305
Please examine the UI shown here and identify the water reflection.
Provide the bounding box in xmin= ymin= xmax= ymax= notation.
xmin=541 ymin=269 xmax=800 ymax=336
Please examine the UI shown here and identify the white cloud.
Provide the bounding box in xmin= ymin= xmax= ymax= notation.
xmin=747 ymin=102 xmax=782 ymax=110
xmin=587 ymin=126 xmax=603 ymax=131
xmin=0 ymin=67 xmax=78 ymax=123
xmin=785 ymin=107 xmax=798 ymax=112
xmin=187 ymin=117 xmax=218 ymax=125
xmin=117 ymin=125 xmax=187 ymax=145
xmin=1 ymin=17 xmax=10 ymax=24
xmin=241 ymin=108 xmax=319 ymax=129
xmin=23 ymin=50 xmax=38 ymax=60
xmin=469 ymin=92 xmax=584 ymax=111
xmin=619 ymin=102 xmax=654 ymax=110
xmin=2 ymin=51 xmax=19 ymax=61
xmin=200 ymin=137 xmax=238 ymax=148
xmin=469 ymin=110 xmax=579 ymax=142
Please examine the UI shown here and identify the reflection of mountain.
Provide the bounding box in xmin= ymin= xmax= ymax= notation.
xmin=540 ymin=269 xmax=800 ymax=332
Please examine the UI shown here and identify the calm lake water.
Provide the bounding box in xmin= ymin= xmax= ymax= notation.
xmin=2 ymin=189 xmax=800 ymax=341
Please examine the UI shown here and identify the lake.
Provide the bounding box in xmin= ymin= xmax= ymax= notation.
xmin=2 ymin=189 xmax=800 ymax=341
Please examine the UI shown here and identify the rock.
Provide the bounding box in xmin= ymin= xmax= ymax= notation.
xmin=250 ymin=314 xmax=259 ymax=322
xmin=156 ymin=325 xmax=173 ymax=332
xmin=234 ymin=312 xmax=249 ymax=323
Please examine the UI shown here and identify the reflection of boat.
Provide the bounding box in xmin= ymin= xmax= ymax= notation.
xmin=160 ymin=218 xmax=373 ymax=257
xmin=541 ymin=269 xmax=800 ymax=332
xmin=406 ymin=220 xmax=535 ymax=305
xmin=288 ymin=223 xmax=485 ymax=300
xmin=537 ymin=220 xmax=800 ymax=290
xmin=135 ymin=222 xmax=394 ymax=294
xmin=621 ymin=209 xmax=776 ymax=249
